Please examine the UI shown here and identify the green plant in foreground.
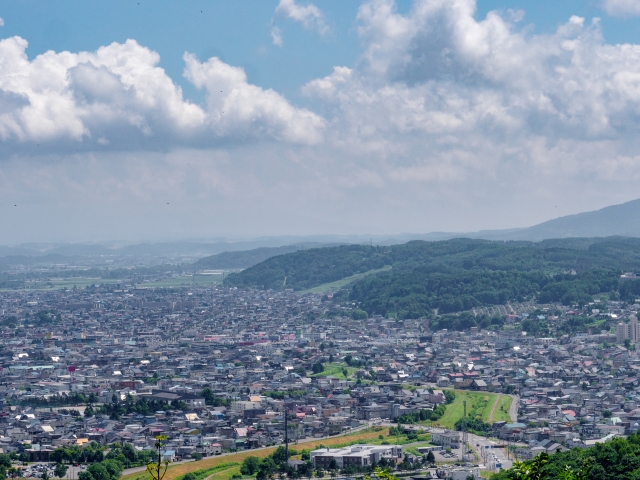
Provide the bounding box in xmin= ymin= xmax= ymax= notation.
xmin=147 ymin=435 xmax=170 ymax=480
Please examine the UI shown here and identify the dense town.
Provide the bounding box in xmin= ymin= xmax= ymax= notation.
xmin=0 ymin=281 xmax=639 ymax=480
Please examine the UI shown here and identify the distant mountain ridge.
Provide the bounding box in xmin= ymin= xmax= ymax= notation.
xmin=408 ymin=198 xmax=640 ymax=242
xmin=194 ymin=243 xmax=339 ymax=270
xmin=495 ymin=198 xmax=640 ymax=240
xmin=0 ymin=198 xmax=638 ymax=267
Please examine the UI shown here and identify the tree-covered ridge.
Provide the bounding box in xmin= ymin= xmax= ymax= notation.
xmin=344 ymin=268 xmax=623 ymax=319
xmin=224 ymin=237 xmax=640 ymax=291
xmin=495 ymin=432 xmax=640 ymax=480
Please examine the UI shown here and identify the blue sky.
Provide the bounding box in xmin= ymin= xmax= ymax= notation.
xmin=2 ymin=0 xmax=640 ymax=243
xmin=3 ymin=0 xmax=638 ymax=104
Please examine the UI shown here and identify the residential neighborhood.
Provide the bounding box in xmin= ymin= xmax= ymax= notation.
xmin=0 ymin=283 xmax=638 ymax=478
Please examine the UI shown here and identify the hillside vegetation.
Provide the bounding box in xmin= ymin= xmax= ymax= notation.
xmin=194 ymin=245 xmax=305 ymax=270
xmin=495 ymin=432 xmax=640 ymax=480
xmin=224 ymin=237 xmax=640 ymax=318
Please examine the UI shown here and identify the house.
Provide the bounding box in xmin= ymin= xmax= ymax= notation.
xmin=161 ymin=450 xmax=176 ymax=462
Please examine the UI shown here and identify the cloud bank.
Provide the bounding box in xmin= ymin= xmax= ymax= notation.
xmin=601 ymin=0 xmax=640 ymax=17
xmin=303 ymin=0 xmax=640 ymax=183
xmin=0 ymin=37 xmax=325 ymax=150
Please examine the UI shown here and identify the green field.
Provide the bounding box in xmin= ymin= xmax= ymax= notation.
xmin=330 ymin=431 xmax=431 ymax=449
xmin=493 ymin=395 xmax=513 ymax=422
xmin=3 ymin=273 xmax=224 ymax=291
xmin=139 ymin=274 xmax=223 ymax=288
xmin=302 ymin=266 xmax=392 ymax=294
xmin=309 ymin=362 xmax=359 ymax=378
xmin=18 ymin=278 xmax=122 ymax=290
xmin=436 ymin=390 xmax=510 ymax=429
xmin=175 ymin=463 xmax=239 ymax=480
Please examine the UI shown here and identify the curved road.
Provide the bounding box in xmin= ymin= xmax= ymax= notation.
xmin=508 ymin=395 xmax=519 ymax=422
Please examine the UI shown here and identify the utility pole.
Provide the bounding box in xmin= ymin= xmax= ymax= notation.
xmin=461 ymin=400 xmax=468 ymax=463
xmin=284 ymin=401 xmax=289 ymax=463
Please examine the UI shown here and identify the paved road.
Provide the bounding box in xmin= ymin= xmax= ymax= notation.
xmin=508 ymin=395 xmax=519 ymax=422
xmin=468 ymin=432 xmax=512 ymax=471
xmin=426 ymin=426 xmax=514 ymax=472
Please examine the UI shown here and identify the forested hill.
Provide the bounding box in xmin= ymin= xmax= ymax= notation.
xmin=224 ymin=237 xmax=640 ymax=290
xmin=495 ymin=432 xmax=640 ymax=480
xmin=195 ymin=245 xmax=314 ymax=270
xmin=223 ymin=237 xmax=640 ymax=319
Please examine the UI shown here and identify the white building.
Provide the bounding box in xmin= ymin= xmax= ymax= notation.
xmin=431 ymin=431 xmax=460 ymax=449
xmin=310 ymin=445 xmax=403 ymax=469
xmin=616 ymin=316 xmax=639 ymax=344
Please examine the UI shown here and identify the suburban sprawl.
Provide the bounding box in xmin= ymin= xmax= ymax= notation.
xmin=1 ymin=238 xmax=640 ymax=479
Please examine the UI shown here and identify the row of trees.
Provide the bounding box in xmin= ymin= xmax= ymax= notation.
xmin=50 ymin=442 xmax=105 ymax=464
xmin=396 ymin=405 xmax=447 ymax=424
xmin=77 ymin=460 xmax=124 ymax=480
xmin=98 ymin=396 xmax=187 ymax=420
xmin=240 ymin=447 xmax=312 ymax=480
xmin=20 ymin=392 xmax=99 ymax=408
xmin=454 ymin=416 xmax=492 ymax=435
xmin=105 ymin=443 xmax=156 ymax=469
xmin=239 ymin=446 xmax=423 ymax=480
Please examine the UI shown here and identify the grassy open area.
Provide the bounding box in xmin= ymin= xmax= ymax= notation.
xmin=122 ymin=428 xmax=390 ymax=480
xmin=174 ymin=462 xmax=239 ymax=480
xmin=334 ymin=431 xmax=431 ymax=448
xmin=436 ymin=390 xmax=502 ymax=430
xmin=3 ymin=274 xmax=225 ymax=291
xmin=309 ymin=362 xmax=359 ymax=378
xmin=139 ymin=274 xmax=223 ymax=288
xmin=493 ymin=395 xmax=513 ymax=423
xmin=302 ymin=266 xmax=392 ymax=294
xmin=205 ymin=465 xmax=243 ymax=480
xmin=402 ymin=441 xmax=435 ymax=456
xmin=13 ymin=277 xmax=122 ymax=291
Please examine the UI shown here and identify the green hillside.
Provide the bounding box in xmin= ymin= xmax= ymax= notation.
xmin=194 ymin=245 xmax=305 ymax=270
xmin=223 ymin=237 xmax=640 ymax=317
xmin=495 ymin=432 xmax=640 ymax=480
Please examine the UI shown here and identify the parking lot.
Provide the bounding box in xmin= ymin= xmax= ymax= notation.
xmin=21 ymin=463 xmax=86 ymax=479
xmin=432 ymin=446 xmax=466 ymax=462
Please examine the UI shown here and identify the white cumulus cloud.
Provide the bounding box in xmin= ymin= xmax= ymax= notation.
xmin=270 ymin=26 xmax=284 ymax=46
xmin=302 ymin=0 xmax=640 ymax=183
xmin=183 ymin=54 xmax=325 ymax=144
xmin=275 ymin=0 xmax=328 ymax=35
xmin=0 ymin=37 xmax=325 ymax=149
xmin=0 ymin=18 xmax=4 ymax=27
xmin=601 ymin=0 xmax=640 ymax=16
